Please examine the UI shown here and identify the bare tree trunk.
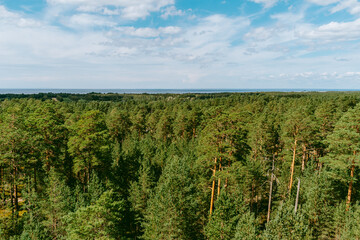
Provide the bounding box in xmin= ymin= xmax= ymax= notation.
xmin=294 ymin=178 xmax=300 ymax=213
xmin=251 ymin=182 xmax=255 ymax=211
xmin=313 ymin=149 xmax=323 ymax=173
xmin=10 ymin=180 xmax=14 ymax=214
xmin=0 ymin=167 xmax=2 ymax=203
xmin=1 ymin=167 xmax=5 ymax=207
xmin=217 ymin=160 xmax=222 ymax=196
xmin=346 ymin=158 xmax=355 ymax=211
xmin=14 ymin=167 xmax=18 ymax=214
xmin=289 ymin=139 xmax=297 ymax=192
xmin=83 ymin=171 xmax=87 ymax=193
xmin=88 ymin=163 xmax=91 ymax=185
xmin=267 ymin=156 xmax=275 ymax=223
xmin=301 ymin=144 xmax=306 ymax=172
xmin=14 ymin=184 xmax=18 ymax=213
xmin=210 ymin=158 xmax=217 ymax=215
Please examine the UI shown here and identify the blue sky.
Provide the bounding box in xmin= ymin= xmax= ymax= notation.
xmin=1 ymin=0 xmax=360 ymax=89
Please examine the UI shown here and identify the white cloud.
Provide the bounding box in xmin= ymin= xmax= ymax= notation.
xmin=47 ymin=0 xmax=175 ymax=20
xmin=249 ymin=0 xmax=279 ymax=8
xmin=120 ymin=4 xmax=156 ymax=20
xmin=343 ymin=71 xmax=360 ymax=77
xmin=330 ymin=0 xmax=360 ymax=14
xmin=99 ymin=14 xmax=251 ymax=68
xmin=308 ymin=0 xmax=360 ymax=15
xmin=307 ymin=0 xmax=339 ymax=6
xmin=115 ymin=26 xmax=181 ymax=38
xmin=3 ymin=1 xmax=360 ymax=89
xmin=157 ymin=15 xmax=251 ymax=65
xmin=184 ymin=15 xmax=250 ymax=48
xmin=161 ymin=6 xmax=184 ymax=19
xmin=0 ymin=5 xmax=109 ymax=63
xmin=242 ymin=12 xmax=306 ymax=55
xmin=76 ymin=5 xmax=120 ymax=15
xmin=0 ymin=5 xmax=19 ymax=18
xmin=116 ymin=27 xmax=158 ymax=38
xmin=160 ymin=26 xmax=181 ymax=35
xmin=271 ymin=11 xmax=304 ymax=23
xmin=0 ymin=5 xmax=42 ymax=27
xmin=62 ymin=14 xmax=117 ymax=28
xmin=0 ymin=7 xmax=254 ymax=87
xmin=244 ymin=27 xmax=274 ymax=41
xmin=298 ymin=18 xmax=360 ymax=42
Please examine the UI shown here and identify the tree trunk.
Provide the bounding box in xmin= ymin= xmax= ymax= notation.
xmin=0 ymin=167 xmax=1 ymax=191
xmin=301 ymin=144 xmax=306 ymax=172
xmin=14 ymin=167 xmax=18 ymax=213
xmin=289 ymin=138 xmax=297 ymax=192
xmin=83 ymin=171 xmax=87 ymax=192
xmin=346 ymin=158 xmax=355 ymax=211
xmin=210 ymin=158 xmax=217 ymax=215
xmin=294 ymin=178 xmax=300 ymax=213
xmin=10 ymin=180 xmax=14 ymax=214
xmin=88 ymin=163 xmax=91 ymax=185
xmin=14 ymin=184 xmax=18 ymax=213
xmin=267 ymin=156 xmax=275 ymax=223
xmin=1 ymin=167 xmax=5 ymax=207
xmin=217 ymin=160 xmax=222 ymax=196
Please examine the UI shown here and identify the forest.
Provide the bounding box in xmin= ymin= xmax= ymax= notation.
xmin=1 ymin=91 xmax=360 ymax=239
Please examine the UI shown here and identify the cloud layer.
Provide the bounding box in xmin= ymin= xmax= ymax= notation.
xmin=1 ymin=0 xmax=360 ymax=88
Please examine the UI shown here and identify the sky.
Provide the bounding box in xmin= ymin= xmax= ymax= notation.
xmin=1 ymin=0 xmax=360 ymax=89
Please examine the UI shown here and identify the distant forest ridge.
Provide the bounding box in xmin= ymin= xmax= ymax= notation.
xmin=0 ymin=88 xmax=360 ymax=95
xmin=1 ymin=90 xmax=360 ymax=102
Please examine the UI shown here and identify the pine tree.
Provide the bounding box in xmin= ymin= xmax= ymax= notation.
xmin=24 ymin=101 xmax=67 ymax=173
xmin=301 ymin=167 xmax=336 ymax=239
xmin=129 ymin=162 xmax=154 ymax=237
xmin=67 ymin=110 xmax=111 ymax=187
xmin=281 ymin=104 xmax=315 ymax=193
xmin=234 ymin=210 xmax=258 ymax=240
xmin=322 ymin=103 xmax=360 ymax=210
xmin=0 ymin=104 xmax=31 ymax=217
xmin=143 ymin=156 xmax=202 ymax=240
xmin=197 ymin=111 xmax=248 ymax=215
xmin=262 ymin=200 xmax=311 ymax=240
xmin=66 ymin=190 xmax=126 ymax=240
xmin=20 ymin=184 xmax=49 ymax=240
xmin=41 ymin=170 xmax=73 ymax=239
xmin=205 ymin=192 xmax=251 ymax=240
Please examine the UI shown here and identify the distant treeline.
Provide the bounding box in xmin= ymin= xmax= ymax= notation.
xmin=2 ymin=91 xmax=360 ymax=239
xmin=0 ymin=91 xmax=328 ymax=102
xmin=0 ymin=92 xmax=239 ymax=101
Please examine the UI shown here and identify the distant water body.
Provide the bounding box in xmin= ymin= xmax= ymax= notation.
xmin=0 ymin=89 xmax=359 ymax=94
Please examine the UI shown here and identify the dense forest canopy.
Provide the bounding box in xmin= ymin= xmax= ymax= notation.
xmin=1 ymin=91 xmax=360 ymax=239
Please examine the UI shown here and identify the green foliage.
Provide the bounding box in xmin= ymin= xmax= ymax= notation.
xmin=1 ymin=92 xmax=360 ymax=239
xmin=41 ymin=170 xmax=73 ymax=239
xmin=205 ymin=192 xmax=245 ymax=240
xmin=67 ymin=110 xmax=111 ymax=185
xmin=335 ymin=203 xmax=360 ymax=239
xmin=323 ymin=103 xmax=360 ymax=171
xmin=128 ymin=162 xmax=154 ymax=237
xmin=234 ymin=210 xmax=258 ymax=240
xmin=20 ymin=185 xmax=49 ymax=240
xmin=143 ymin=156 xmax=202 ymax=240
xmin=262 ymin=201 xmax=311 ymax=240
xmin=66 ymin=190 xmax=125 ymax=240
